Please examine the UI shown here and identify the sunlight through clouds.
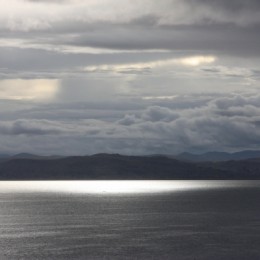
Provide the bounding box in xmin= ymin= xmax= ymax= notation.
xmin=0 ymin=79 xmax=59 ymax=101
xmin=84 ymin=55 xmax=217 ymax=73
xmin=179 ymin=56 xmax=216 ymax=66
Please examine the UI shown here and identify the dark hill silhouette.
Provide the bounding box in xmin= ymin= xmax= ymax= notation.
xmin=175 ymin=150 xmax=260 ymax=162
xmin=0 ymin=154 xmax=259 ymax=180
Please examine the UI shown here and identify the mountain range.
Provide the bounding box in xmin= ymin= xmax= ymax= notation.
xmin=173 ymin=150 xmax=260 ymax=162
xmin=0 ymin=152 xmax=260 ymax=180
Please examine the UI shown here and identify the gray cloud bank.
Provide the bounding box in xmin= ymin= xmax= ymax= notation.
xmin=0 ymin=0 xmax=260 ymax=56
xmin=1 ymin=93 xmax=260 ymax=155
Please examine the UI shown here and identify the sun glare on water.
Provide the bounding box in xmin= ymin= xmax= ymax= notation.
xmin=0 ymin=181 xmax=255 ymax=194
xmin=0 ymin=181 xmax=200 ymax=194
xmin=0 ymin=181 xmax=182 ymax=194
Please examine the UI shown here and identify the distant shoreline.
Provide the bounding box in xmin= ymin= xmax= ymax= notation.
xmin=0 ymin=154 xmax=260 ymax=180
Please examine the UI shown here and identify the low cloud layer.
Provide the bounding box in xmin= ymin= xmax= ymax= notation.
xmin=1 ymin=93 xmax=260 ymax=155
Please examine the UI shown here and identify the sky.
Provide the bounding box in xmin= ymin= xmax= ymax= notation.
xmin=0 ymin=0 xmax=260 ymax=155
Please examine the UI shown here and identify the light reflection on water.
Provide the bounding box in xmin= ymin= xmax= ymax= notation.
xmin=0 ymin=180 xmax=260 ymax=259
xmin=0 ymin=180 xmax=259 ymax=194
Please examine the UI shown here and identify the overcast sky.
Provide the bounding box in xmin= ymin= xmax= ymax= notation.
xmin=0 ymin=0 xmax=260 ymax=155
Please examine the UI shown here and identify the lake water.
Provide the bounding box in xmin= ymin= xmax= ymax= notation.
xmin=0 ymin=181 xmax=259 ymax=259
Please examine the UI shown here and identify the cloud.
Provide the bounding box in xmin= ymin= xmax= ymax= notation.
xmin=0 ymin=120 xmax=66 ymax=136
xmin=141 ymin=106 xmax=179 ymax=122
xmin=0 ymin=79 xmax=59 ymax=100
xmin=117 ymin=115 xmax=139 ymax=126
xmin=1 ymin=93 xmax=260 ymax=154
xmin=0 ymin=0 xmax=259 ymax=59
xmin=112 ymin=93 xmax=260 ymax=153
xmin=1 ymin=0 xmax=260 ymax=36
xmin=0 ymin=1 xmax=259 ymax=155
xmin=188 ymin=0 xmax=260 ymax=12
xmin=142 ymin=96 xmax=178 ymax=100
xmin=4 ymin=0 xmax=260 ymax=31
xmin=84 ymin=56 xmax=216 ymax=74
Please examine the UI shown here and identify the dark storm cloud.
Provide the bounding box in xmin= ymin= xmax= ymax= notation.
xmin=141 ymin=106 xmax=179 ymax=122
xmin=67 ymin=24 xmax=260 ymax=56
xmin=118 ymin=115 xmax=139 ymax=126
xmin=188 ymin=0 xmax=260 ymax=12
xmin=0 ymin=120 xmax=65 ymax=136
xmin=1 ymin=0 xmax=260 ymax=56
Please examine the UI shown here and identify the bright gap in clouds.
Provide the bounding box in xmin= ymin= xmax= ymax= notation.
xmin=84 ymin=55 xmax=216 ymax=73
xmin=179 ymin=56 xmax=216 ymax=66
xmin=142 ymin=95 xmax=178 ymax=100
xmin=0 ymin=79 xmax=59 ymax=100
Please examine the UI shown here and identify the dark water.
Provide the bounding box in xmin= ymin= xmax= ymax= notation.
xmin=0 ymin=181 xmax=259 ymax=260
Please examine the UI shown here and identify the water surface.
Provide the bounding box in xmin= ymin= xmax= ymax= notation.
xmin=0 ymin=181 xmax=259 ymax=259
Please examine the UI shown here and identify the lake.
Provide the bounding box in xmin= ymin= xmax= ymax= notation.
xmin=0 ymin=181 xmax=259 ymax=259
